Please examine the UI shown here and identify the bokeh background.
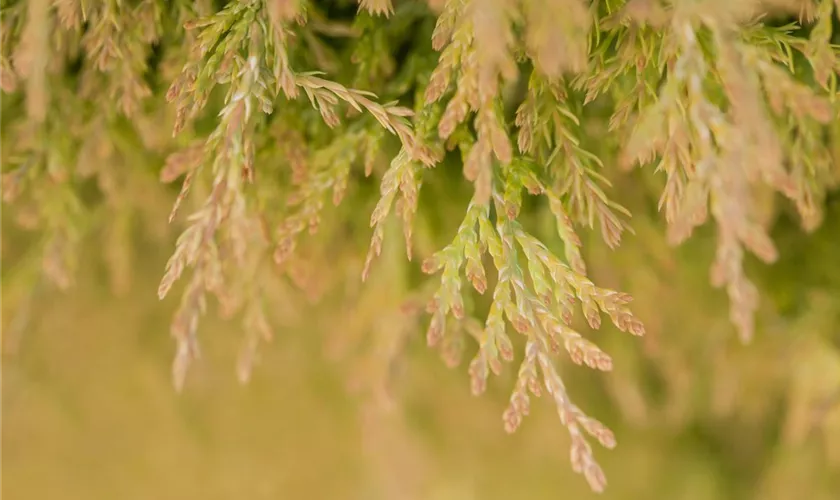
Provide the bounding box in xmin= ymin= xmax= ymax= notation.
xmin=4 ymin=187 xmax=840 ymax=500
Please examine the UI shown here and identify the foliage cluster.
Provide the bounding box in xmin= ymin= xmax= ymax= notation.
xmin=2 ymin=0 xmax=839 ymax=492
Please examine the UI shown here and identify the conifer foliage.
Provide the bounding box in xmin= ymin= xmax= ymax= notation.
xmin=2 ymin=0 xmax=838 ymax=492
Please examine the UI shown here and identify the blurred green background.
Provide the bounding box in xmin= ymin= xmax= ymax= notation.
xmin=3 ymin=193 xmax=840 ymax=500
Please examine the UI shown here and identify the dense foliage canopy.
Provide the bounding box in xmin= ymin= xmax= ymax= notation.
xmin=2 ymin=0 xmax=839 ymax=495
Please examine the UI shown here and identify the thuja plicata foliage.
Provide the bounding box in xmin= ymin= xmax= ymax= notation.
xmin=1 ymin=0 xmax=838 ymax=492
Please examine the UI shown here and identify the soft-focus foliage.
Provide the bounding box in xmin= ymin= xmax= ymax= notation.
xmin=2 ymin=0 xmax=839 ymax=496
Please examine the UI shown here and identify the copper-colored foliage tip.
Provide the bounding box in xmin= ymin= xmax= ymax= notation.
xmin=157 ymin=282 xmax=171 ymax=300
xmin=489 ymin=356 xmax=504 ymax=375
xmin=451 ymin=303 xmax=465 ymax=320
xmin=502 ymin=407 xmax=521 ymax=434
xmin=421 ymin=257 xmax=439 ymax=274
xmin=506 ymin=204 xmax=519 ymax=220
xmin=512 ymin=316 xmax=530 ymax=334
xmin=426 ymin=314 xmax=444 ymax=346
xmin=425 ymin=298 xmax=439 ymax=314
xmin=629 ymin=319 xmax=645 ymax=336
xmin=585 ymin=311 xmax=602 ymax=330
xmin=597 ymin=428 xmax=617 ymax=449
xmin=468 ymin=273 xmax=487 ymax=294
xmin=584 ymin=463 xmax=607 ymax=494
